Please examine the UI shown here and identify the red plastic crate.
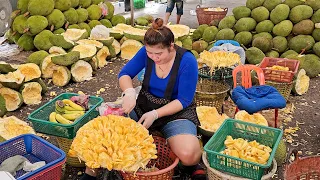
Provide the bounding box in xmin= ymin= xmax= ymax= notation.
xmin=259 ymin=57 xmax=300 ymax=83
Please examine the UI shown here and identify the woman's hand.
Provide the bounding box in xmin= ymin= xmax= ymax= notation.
xmin=138 ymin=110 xmax=158 ymax=129
xmin=121 ymin=88 xmax=136 ymax=114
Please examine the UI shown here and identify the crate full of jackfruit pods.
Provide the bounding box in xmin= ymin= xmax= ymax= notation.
xmin=204 ymin=119 xmax=283 ymax=180
xmin=28 ymin=93 xmax=103 ymax=139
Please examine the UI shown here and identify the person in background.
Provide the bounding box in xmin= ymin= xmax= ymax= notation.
xmin=164 ymin=0 xmax=184 ymax=25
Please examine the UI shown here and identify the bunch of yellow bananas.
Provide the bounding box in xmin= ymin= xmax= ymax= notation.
xmin=49 ymin=99 xmax=85 ymax=124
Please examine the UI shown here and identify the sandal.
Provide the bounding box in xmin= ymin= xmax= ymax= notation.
xmin=190 ymin=164 xmax=207 ymax=180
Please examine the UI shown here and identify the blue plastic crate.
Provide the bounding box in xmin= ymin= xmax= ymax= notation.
xmin=0 ymin=134 xmax=66 ymax=180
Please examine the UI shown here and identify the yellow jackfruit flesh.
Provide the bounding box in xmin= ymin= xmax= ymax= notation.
xmin=196 ymin=106 xmax=229 ymax=132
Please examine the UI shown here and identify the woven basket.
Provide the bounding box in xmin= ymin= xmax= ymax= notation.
xmin=196 ymin=5 xmax=228 ymax=25
xmin=195 ymin=79 xmax=230 ymax=113
xmin=56 ymin=137 xmax=85 ymax=167
xmin=202 ymin=152 xmax=277 ymax=180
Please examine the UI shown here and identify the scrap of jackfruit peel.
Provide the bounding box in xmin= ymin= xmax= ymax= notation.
xmin=86 ymin=161 xmax=101 ymax=169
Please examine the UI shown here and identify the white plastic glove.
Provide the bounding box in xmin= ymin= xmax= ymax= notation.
xmin=138 ymin=110 xmax=158 ymax=129
xmin=121 ymin=88 xmax=136 ymax=114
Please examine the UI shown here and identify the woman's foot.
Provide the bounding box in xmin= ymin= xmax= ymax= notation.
xmin=179 ymin=164 xmax=207 ymax=180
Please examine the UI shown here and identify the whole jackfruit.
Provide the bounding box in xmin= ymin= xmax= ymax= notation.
xmin=52 ymin=51 xmax=80 ymax=66
xmin=92 ymin=0 xmax=103 ymax=4
xmin=76 ymin=8 xmax=89 ymax=23
xmin=78 ymin=23 xmax=91 ymax=34
xmin=234 ymin=31 xmax=252 ymax=46
xmin=218 ymin=16 xmax=236 ymax=29
xmin=252 ymin=37 xmax=273 ymax=53
xmin=273 ymin=36 xmax=288 ymax=53
xmin=25 ymin=16 xmax=48 ymax=36
xmin=100 ymin=19 xmax=112 ymax=28
xmin=87 ymin=4 xmax=102 ymax=20
xmin=251 ymin=7 xmax=269 ymax=22
xmin=305 ymin=0 xmax=320 ymax=11
xmin=202 ymin=26 xmax=219 ymax=42
xmin=47 ymin=9 xmax=65 ymax=30
xmin=136 ymin=17 xmax=149 ymax=26
xmin=232 ymin=6 xmax=251 ymax=20
xmin=104 ymin=2 xmax=114 ymax=20
xmin=111 ymin=15 xmax=126 ymax=26
xmin=312 ymin=29 xmax=320 ymax=41
xmin=68 ymin=24 xmax=80 ymax=29
xmin=274 ymin=140 xmax=287 ymax=165
xmin=17 ymin=34 xmax=35 ymax=51
xmin=215 ymin=28 xmax=235 ymax=40
xmin=192 ymin=40 xmax=208 ymax=53
xmin=70 ymin=0 xmax=80 ymax=8
xmin=284 ymin=0 xmax=304 ymax=9
xmin=293 ymin=20 xmax=314 ymax=35
xmin=50 ymin=34 xmax=74 ymax=49
xmin=246 ymin=0 xmax=265 ymax=10
xmin=288 ymin=35 xmax=315 ymax=53
xmin=253 ymin=32 xmax=273 ymax=41
xmin=270 ymin=4 xmax=290 ymax=24
xmin=313 ymin=42 xmax=320 ymax=57
xmin=281 ymin=50 xmax=298 ymax=58
xmin=33 ymin=30 xmax=54 ymax=51
xmin=182 ymin=38 xmax=193 ymax=50
xmin=246 ymin=47 xmax=265 ymax=64
xmin=263 ymin=0 xmax=282 ymax=11
xmin=234 ymin=17 xmax=257 ymax=32
xmin=17 ymin=0 xmax=29 ymax=14
xmin=27 ymin=0 xmax=54 ymax=16
xmin=272 ymin=20 xmax=293 ymax=37
xmin=79 ymin=0 xmax=92 ymax=8
xmin=27 ymin=50 xmax=49 ymax=65
xmin=55 ymin=0 xmax=72 ymax=11
xmin=53 ymin=28 xmax=65 ymax=34
xmin=12 ymin=15 xmax=28 ymax=34
xmin=300 ymin=54 xmax=320 ymax=78
xmin=64 ymin=8 xmax=78 ymax=25
xmin=289 ymin=5 xmax=314 ymax=23
xmin=256 ymin=20 xmax=274 ymax=33
xmin=192 ymin=24 xmax=208 ymax=40
xmin=312 ymin=9 xmax=320 ymax=23
xmin=266 ymin=50 xmax=279 ymax=58
xmin=88 ymin=20 xmax=102 ymax=29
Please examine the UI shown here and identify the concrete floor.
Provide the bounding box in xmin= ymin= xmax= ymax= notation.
xmin=120 ymin=0 xmax=246 ymax=28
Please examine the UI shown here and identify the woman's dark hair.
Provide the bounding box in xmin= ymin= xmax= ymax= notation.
xmin=144 ymin=18 xmax=175 ymax=48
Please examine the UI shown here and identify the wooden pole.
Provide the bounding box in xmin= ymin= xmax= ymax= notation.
xmin=130 ymin=0 xmax=134 ymax=26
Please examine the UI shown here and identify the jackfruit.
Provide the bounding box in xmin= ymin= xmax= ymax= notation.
xmin=88 ymin=20 xmax=102 ymax=28
xmin=52 ymin=66 xmax=71 ymax=86
xmin=251 ymin=7 xmax=269 ymax=22
xmin=27 ymin=0 xmax=54 ymax=16
xmin=47 ymin=9 xmax=65 ymax=30
xmin=24 ymin=16 xmax=48 ymax=36
xmin=52 ymin=51 xmax=80 ymax=66
xmin=63 ymin=28 xmax=87 ymax=41
xmin=92 ymin=0 xmax=103 ymax=4
xmin=312 ymin=9 xmax=320 ymax=23
xmin=272 ymin=36 xmax=288 ymax=53
xmin=246 ymin=0 xmax=265 ymax=10
xmin=17 ymin=34 xmax=35 ymax=51
xmin=0 ymin=88 xmax=23 ymax=112
xmin=313 ymin=42 xmax=320 ymax=57
xmin=49 ymin=46 xmax=67 ymax=55
xmin=87 ymin=5 xmax=102 ymax=20
xmin=76 ymin=8 xmax=89 ymax=23
xmin=270 ymin=4 xmax=290 ymax=24
xmin=263 ymin=0 xmax=282 ymax=11
xmin=288 ymin=35 xmax=315 ymax=53
xmin=0 ymin=70 xmax=25 ymax=90
xmin=256 ymin=20 xmax=274 ymax=33
xmin=104 ymin=2 xmax=114 ymax=20
xmin=64 ymin=8 xmax=78 ymax=25
xmin=191 ymin=50 xmax=199 ymax=59
xmin=252 ymin=37 xmax=273 ymax=53
xmin=167 ymin=24 xmax=190 ymax=40
xmin=202 ymin=26 xmax=219 ymax=42
xmin=235 ymin=110 xmax=268 ymax=126
xmin=100 ymin=19 xmax=112 ymax=28
xmin=234 ymin=31 xmax=252 ymax=46
xmin=20 ymin=82 xmax=42 ymax=105
xmin=305 ymin=0 xmax=320 ymax=11
xmin=68 ymin=24 xmax=80 ymax=29
xmin=107 ymin=39 xmax=120 ymax=58
xmin=123 ymin=28 xmax=146 ymax=41
xmin=18 ymin=63 xmax=41 ymax=82
xmin=78 ymin=23 xmax=91 ymax=34
xmin=196 ymin=106 xmax=229 ymax=132
xmin=232 ymin=6 xmax=251 ymax=20
xmin=71 ymin=60 xmax=93 ymax=82
xmin=53 ymin=28 xmax=65 ymax=34
xmin=72 ymin=44 xmax=97 ymax=60
xmin=55 ymin=0 xmax=72 ymax=11
xmin=266 ymin=50 xmax=279 ymax=58
xmin=12 ymin=15 xmax=27 ymax=34
xmin=50 ymin=34 xmax=75 ymax=49
xmin=218 ymin=16 xmax=236 ymax=29
xmin=246 ymin=47 xmax=265 ymax=64
xmin=71 ymin=0 xmax=80 ymax=8
xmin=0 ymin=62 xmax=17 ymax=74
xmin=293 ymin=20 xmax=314 ymax=35
xmin=234 ymin=17 xmax=257 ymax=32
xmin=40 ymin=55 xmax=59 ymax=78
xmin=27 ymin=50 xmax=49 ymax=65
xmin=79 ymin=0 xmax=92 ymax=8
xmin=182 ymin=38 xmax=193 ymax=50
xmin=0 ymin=96 xmax=7 ymax=117
xmin=292 ymin=69 xmax=310 ymax=95
xmin=5 ymin=30 xmax=21 ymax=44
xmin=272 ymin=20 xmax=293 ymax=37
xmin=274 ymin=140 xmax=287 ymax=165
xmin=192 ymin=40 xmax=208 ymax=53
xmin=136 ymin=17 xmax=149 ymax=26
xmin=111 ymin=15 xmax=126 ymax=26
xmin=289 ymin=5 xmax=313 ymax=23
xmin=253 ymin=32 xmax=273 ymax=41
xmin=143 ymin=15 xmax=154 ymax=23
xmin=198 ymin=51 xmax=241 ymax=70
xmin=290 ymin=54 xmax=320 ymax=78
xmin=95 ymin=46 xmax=110 ymax=68
xmin=120 ymin=40 xmax=143 ymax=60
xmin=33 ymin=30 xmax=53 ymax=51
xmin=284 ymin=0 xmax=304 ymax=9
xmin=215 ymin=28 xmax=235 ymax=40
xmin=17 ymin=0 xmax=29 ymax=14
xmin=281 ymin=50 xmax=298 ymax=58
xmin=312 ymin=29 xmax=320 ymax=41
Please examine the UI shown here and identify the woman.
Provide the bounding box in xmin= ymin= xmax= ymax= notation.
xmin=81 ymin=18 xmax=206 ymax=180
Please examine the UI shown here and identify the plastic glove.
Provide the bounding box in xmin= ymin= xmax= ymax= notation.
xmin=138 ymin=110 xmax=158 ymax=129
xmin=121 ymin=88 xmax=136 ymax=114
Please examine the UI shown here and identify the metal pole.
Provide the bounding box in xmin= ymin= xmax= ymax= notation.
xmin=130 ymin=0 xmax=134 ymax=26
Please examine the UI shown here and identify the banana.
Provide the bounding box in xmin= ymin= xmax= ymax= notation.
xmin=63 ymin=110 xmax=85 ymax=114
xmin=62 ymin=113 xmax=83 ymax=121
xmin=62 ymin=99 xmax=85 ymax=111
xmin=49 ymin=112 xmax=58 ymax=123
xmin=55 ymin=113 xmax=73 ymax=124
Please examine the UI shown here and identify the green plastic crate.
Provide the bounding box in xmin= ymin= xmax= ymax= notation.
xmin=28 ymin=93 xmax=103 ymax=139
xmin=204 ymin=119 xmax=283 ymax=180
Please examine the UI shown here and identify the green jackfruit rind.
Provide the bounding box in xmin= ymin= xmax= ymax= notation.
xmin=123 ymin=32 xmax=145 ymax=41
xmin=263 ymin=0 xmax=282 ymax=11
xmin=87 ymin=4 xmax=102 ymax=20
xmin=305 ymin=0 xmax=320 ymax=11
xmin=68 ymin=24 xmax=80 ymax=29
xmin=289 ymin=5 xmax=314 ymax=24
xmin=126 ymin=18 xmax=136 ymax=25
xmin=19 ymin=82 xmax=42 ymax=105
xmin=17 ymin=0 xmax=30 ymax=14
xmin=218 ymin=16 xmax=236 ymax=30
xmin=64 ymin=8 xmax=78 ymax=25
xmin=72 ymin=45 xmax=97 ymax=60
xmin=5 ymin=30 xmax=21 ymax=44
xmin=266 ymin=50 xmax=280 ymax=58
xmin=104 ymin=2 xmax=114 ymax=20
xmin=191 ymin=29 xmax=202 ymax=41
xmin=251 ymin=7 xmax=270 ymax=23
xmin=182 ymin=38 xmax=193 ymax=50
xmin=52 ymin=66 xmax=71 ymax=86
xmin=284 ymin=0 xmax=304 ymax=9
xmin=234 ymin=17 xmax=257 ymax=32
xmin=312 ymin=29 xmax=320 ymax=41
xmin=273 ymin=36 xmax=288 ymax=53
xmin=313 ymin=42 xmax=320 ymax=57
xmin=232 ymin=6 xmax=251 ymax=20
xmin=215 ymin=28 xmax=235 ymax=40
xmin=0 ymin=62 xmax=16 ymax=74
xmin=111 ymin=15 xmax=126 ymax=26
xmin=107 ymin=45 xmax=116 ymax=58
xmin=256 ymin=20 xmax=274 ymax=33
xmin=311 ymin=9 xmax=320 ymax=23
xmin=49 ymin=34 xmax=74 ymax=49
xmin=88 ymin=20 xmax=102 ymax=28
xmin=17 ymin=34 xmax=35 ymax=51
xmin=246 ymin=0 xmax=265 ymax=10
xmin=202 ymin=26 xmax=219 ymax=42
xmin=49 ymin=46 xmax=67 ymax=54
xmin=26 ymin=15 xmax=48 ymax=36
xmin=292 ymin=20 xmax=314 ymax=35
xmin=51 ymin=51 xmax=80 ymax=66
xmin=33 ymin=78 xmax=47 ymax=94
xmin=136 ymin=17 xmax=149 ymax=26
xmin=192 ymin=40 xmax=208 ymax=53
xmin=274 ymin=140 xmax=287 ymax=165
xmin=78 ymin=23 xmax=91 ymax=34
xmin=53 ymin=28 xmax=66 ymax=34
xmin=197 ymin=24 xmax=209 ymax=35
xmin=76 ymin=8 xmax=89 ymax=23
xmin=300 ymin=54 xmax=320 ymax=78
xmin=27 ymin=51 xmax=49 ymax=65
xmin=246 ymin=47 xmax=266 ymax=64
xmin=100 ymin=19 xmax=113 ymax=28
xmin=47 ymin=9 xmax=65 ymax=30
xmin=33 ymin=30 xmax=54 ymax=51
xmin=79 ymin=0 xmax=92 ymax=8
xmin=71 ymin=0 xmax=80 ymax=8
xmin=234 ymin=31 xmax=252 ymax=46
xmin=55 ymin=0 xmax=72 ymax=11
xmin=281 ymin=50 xmax=298 ymax=58
xmin=288 ymin=35 xmax=315 ymax=53
xmin=0 ymin=88 xmax=23 ymax=112
xmin=89 ymin=57 xmax=99 ymax=71
xmin=92 ymin=0 xmax=103 ymax=4
xmin=0 ymin=70 xmax=25 ymax=90
xmin=12 ymin=15 xmax=28 ymax=34
xmin=109 ymin=30 xmax=123 ymax=40
xmin=253 ymin=32 xmax=273 ymax=41
xmin=252 ymin=37 xmax=273 ymax=53
xmin=272 ymin=20 xmax=293 ymax=37
xmin=27 ymin=0 xmax=54 ymax=16
xmin=0 ymin=95 xmax=7 ymax=117
xmin=270 ymin=4 xmax=290 ymax=24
